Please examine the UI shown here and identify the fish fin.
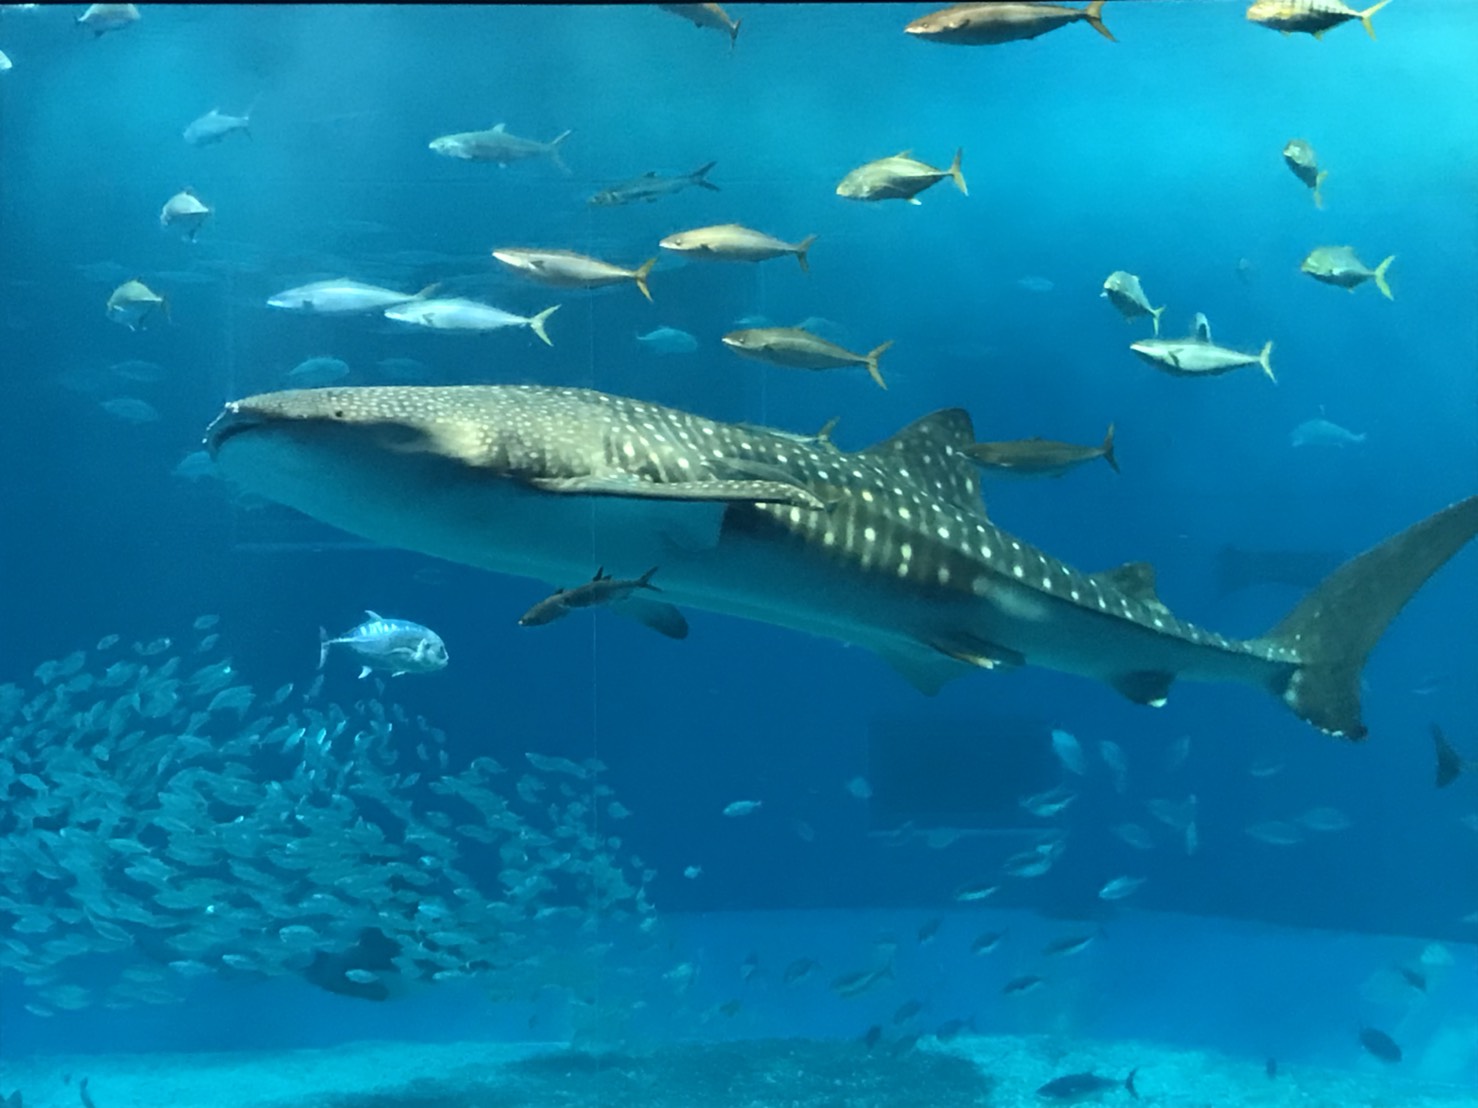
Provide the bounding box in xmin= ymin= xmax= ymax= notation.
xmin=1258 ymin=341 xmax=1276 ymax=383
xmin=610 ymin=596 xmax=688 ymax=640
xmin=1314 ymin=169 xmax=1327 ymax=209
xmin=907 ymin=197 xmax=922 ymax=206
xmin=528 ymin=471 xmax=825 ymax=511
xmin=1109 ymin=670 xmax=1175 ymax=708
xmin=357 ymin=666 xmax=372 ymax=680
xmin=1094 ymin=561 xmax=1164 ymax=608
xmin=1085 ymin=0 xmax=1115 ymax=41
xmin=948 ymin=147 xmax=968 ymax=196
xmin=858 ymin=409 xmax=985 ymax=518
xmin=413 ymin=283 xmax=441 ymax=300
xmin=1360 ymin=0 xmax=1393 ymax=39
xmin=547 ymin=129 xmax=573 ymax=176
xmin=703 ymin=457 xmax=833 ymax=510
xmin=927 ymin=633 xmax=1025 ymax=671
xmin=633 ymin=258 xmax=656 ymax=303
xmin=691 ymin=160 xmax=720 ymax=189
xmin=491 ymin=123 xmax=506 ymax=132
xmin=795 ymin=234 xmax=817 ymax=274
xmin=1373 ymin=255 xmax=1395 ymax=300
xmin=1433 ymin=724 xmax=1463 ymax=788
xmin=728 ymin=17 xmax=741 ymax=51
xmin=1150 ymin=305 xmax=1165 ymax=337
xmin=874 ymin=641 xmax=975 ymax=695
xmin=636 ymin=566 xmax=661 ymax=590
xmin=1101 ymin=423 xmax=1120 ymax=473
xmin=529 ymin=305 xmax=560 ymax=347
xmin=318 ymin=628 xmax=330 ymax=670
xmin=816 ymin=415 xmax=841 ymax=444
xmin=364 ymin=610 xmax=383 ymax=620
xmin=1256 ymin=496 xmax=1478 ymax=739
xmin=1125 ymin=1068 xmax=1140 ymax=1100
xmin=864 ymin=340 xmax=893 ymax=391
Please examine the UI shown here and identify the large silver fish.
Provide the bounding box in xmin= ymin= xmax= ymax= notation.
xmin=204 ymin=385 xmax=1478 ymax=740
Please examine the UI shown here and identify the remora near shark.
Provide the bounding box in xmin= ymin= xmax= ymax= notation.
xmin=205 ymin=386 xmax=1478 ymax=740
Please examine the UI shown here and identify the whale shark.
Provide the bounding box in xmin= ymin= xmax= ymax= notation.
xmin=205 ymin=385 xmax=1478 ymax=740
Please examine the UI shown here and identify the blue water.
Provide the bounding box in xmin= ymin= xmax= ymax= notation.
xmin=1 ymin=2 xmax=1476 ymax=1100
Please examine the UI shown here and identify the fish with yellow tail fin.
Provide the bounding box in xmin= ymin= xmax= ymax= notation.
xmin=207 ymin=384 xmax=1478 ymax=740
xmin=905 ymin=2 xmax=1114 ymax=45
xmin=1300 ymin=246 xmax=1394 ymax=300
xmin=660 ymin=224 xmax=818 ymax=273
xmin=106 ymin=279 xmax=169 ymax=331
xmin=837 ymin=149 xmax=968 ymax=205
xmin=1282 ymin=139 xmax=1327 ymax=208
xmin=1102 ymin=271 xmax=1166 ymax=336
xmin=722 ymin=328 xmax=892 ymax=390
xmin=1246 ymin=0 xmax=1394 ymax=40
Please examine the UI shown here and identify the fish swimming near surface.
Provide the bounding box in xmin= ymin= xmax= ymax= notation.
xmin=660 ymin=224 xmax=817 ymax=272
xmin=492 ymin=248 xmax=656 ymax=302
xmin=1036 ymin=1068 xmax=1139 ymax=1102
xmin=318 ymin=611 xmax=448 ymax=679
xmin=105 ymin=279 xmax=168 ymax=331
xmin=1282 ymin=139 xmax=1327 ymax=208
xmin=76 ymin=3 xmax=138 ymax=36
xmin=428 ymin=122 xmax=572 ymax=172
xmin=1101 ymin=272 xmax=1165 ymax=336
xmin=183 ymin=103 xmax=254 ymax=146
xmin=1215 ymin=544 xmax=1344 ymax=596
xmin=590 ymin=161 xmax=720 ymax=206
xmin=518 ymin=567 xmax=688 ymax=638
xmin=658 ymin=4 xmax=742 ymax=50
xmin=383 ymin=298 xmax=560 ymax=345
xmin=266 ymin=279 xmax=438 ymax=315
xmin=905 ymin=1 xmax=1114 ymax=45
xmin=1300 ymin=246 xmax=1394 ymax=299
xmin=1130 ymin=322 xmax=1275 ymax=383
xmin=1246 ymin=0 xmax=1394 ymax=40
xmin=721 ymin=328 xmax=892 ymax=390
xmin=836 ymin=149 xmax=967 ymax=204
xmin=204 ymin=384 xmax=1478 ymax=740
xmin=1290 ymin=416 xmax=1366 ymax=448
xmin=967 ymin=425 xmax=1118 ymax=478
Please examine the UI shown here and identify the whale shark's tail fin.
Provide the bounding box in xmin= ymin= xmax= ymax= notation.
xmin=1256 ymin=496 xmax=1478 ymax=739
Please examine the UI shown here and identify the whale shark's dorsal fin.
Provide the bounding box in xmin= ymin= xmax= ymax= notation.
xmin=859 ymin=409 xmax=984 ymax=516
xmin=1093 ymin=561 xmax=1166 ymax=610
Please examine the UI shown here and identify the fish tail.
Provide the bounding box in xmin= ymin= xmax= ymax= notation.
xmin=529 ymin=305 xmax=560 ymax=347
xmin=318 ymin=628 xmax=330 ymax=671
xmin=795 ymin=234 xmax=818 ymax=274
xmin=1373 ymin=255 xmax=1395 ymax=300
xmin=1149 ymin=305 xmax=1164 ymax=337
xmin=1125 ymin=1068 xmax=1140 ymax=1100
xmin=547 ymin=130 xmax=573 ymax=175
xmin=637 ymin=566 xmax=661 ymax=590
xmin=1313 ymin=169 xmax=1327 ymax=209
xmin=692 ymin=160 xmax=721 ymax=191
xmin=1101 ymin=423 xmax=1120 ymax=473
xmin=633 ymin=258 xmax=656 ymax=303
xmin=413 ymin=282 xmax=441 ymax=300
xmin=948 ymin=148 xmax=968 ymax=196
xmin=728 ymin=18 xmax=742 ymax=51
xmin=1254 ymin=496 xmax=1478 ymax=739
xmin=1085 ymin=0 xmax=1116 ymax=41
xmin=1360 ymin=0 xmax=1393 ymax=39
xmin=1433 ymin=723 xmax=1464 ymax=788
xmin=864 ymin=340 xmax=893 ymax=391
xmin=1258 ymin=340 xmax=1276 ymax=383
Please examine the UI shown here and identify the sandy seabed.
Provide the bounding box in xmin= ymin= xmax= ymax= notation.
xmin=1 ymin=1033 xmax=1472 ymax=1108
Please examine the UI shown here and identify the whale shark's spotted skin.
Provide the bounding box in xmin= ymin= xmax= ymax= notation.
xmin=207 ymin=385 xmax=1478 ymax=740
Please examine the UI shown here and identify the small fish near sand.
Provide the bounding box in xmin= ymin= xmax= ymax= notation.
xmin=492 ymin=248 xmax=656 ymax=302
xmin=905 ymin=2 xmax=1114 ymax=45
xmin=1101 ymin=271 xmax=1165 ymax=335
xmin=836 ymin=149 xmax=967 ymax=205
xmin=159 ymin=188 xmax=211 ymax=242
xmin=1246 ymin=0 xmax=1394 ymax=41
xmin=721 ymin=328 xmax=892 ymax=390
xmin=428 ymin=122 xmax=572 ymax=171
xmin=967 ymin=425 xmax=1118 ymax=478
xmin=1299 ymin=246 xmax=1394 ymax=299
xmin=105 ymin=280 xmax=168 ymax=331
xmin=1282 ymin=139 xmax=1327 ymax=208
xmin=383 ymin=298 xmax=560 ymax=345
xmin=519 ymin=567 xmax=689 ymax=640
xmin=660 ymin=224 xmax=817 ymax=272
xmin=1037 ymin=1068 xmax=1139 ymax=1102
xmin=590 ymin=161 xmax=720 ymax=206
xmin=318 ymin=611 xmax=448 ymax=679
xmin=658 ymin=4 xmax=742 ymax=50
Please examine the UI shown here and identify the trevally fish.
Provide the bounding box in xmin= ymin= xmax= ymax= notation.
xmin=1247 ymin=0 xmax=1393 ymax=40
xmin=1101 ymin=271 xmax=1165 ymax=335
xmin=205 ymin=385 xmax=1478 ymax=740
xmin=905 ymin=1 xmax=1113 ymax=45
xmin=658 ymin=4 xmax=741 ymax=50
xmin=660 ymin=224 xmax=817 ymax=272
xmin=428 ymin=122 xmax=572 ymax=172
xmin=1300 ymin=245 xmax=1394 ymax=299
xmin=286 ymin=356 xmax=350 ymax=387
xmin=383 ymin=298 xmax=560 ymax=345
xmin=76 ymin=3 xmax=138 ymax=37
xmin=267 ymin=279 xmax=437 ymax=315
xmin=159 ymin=188 xmax=211 ymax=242
xmin=836 ymin=148 xmax=967 ymax=204
xmin=1130 ymin=326 xmax=1275 ymax=383
xmin=589 ymin=161 xmax=720 ymax=206
xmin=518 ymin=567 xmax=687 ymax=639
xmin=1290 ymin=416 xmax=1366 ymax=448
xmin=636 ymin=326 xmax=699 ymax=355
xmin=966 ymin=425 xmax=1117 ymax=478
xmin=318 ymin=611 xmax=448 ymax=679
xmin=721 ymin=328 xmax=892 ymax=390
xmin=492 ymin=248 xmax=656 ymax=303
xmin=105 ymin=279 xmax=168 ymax=331
xmin=1037 ymin=1069 xmax=1139 ymax=1102
xmin=183 ymin=103 xmax=254 ymax=146
xmin=1282 ymin=139 xmax=1327 ymax=208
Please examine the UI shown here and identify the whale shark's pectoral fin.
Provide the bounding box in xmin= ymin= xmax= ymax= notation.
xmin=928 ymin=633 xmax=1026 ymax=671
xmin=609 ymin=596 xmax=689 ymax=640
xmin=875 ymin=634 xmax=1023 ymax=695
xmin=528 ymin=471 xmax=828 ymax=512
xmin=1110 ymin=670 xmax=1175 ymax=707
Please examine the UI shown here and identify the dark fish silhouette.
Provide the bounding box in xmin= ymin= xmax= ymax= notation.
xmin=1359 ymin=1026 xmax=1402 ymax=1064
xmin=1037 ymin=1067 xmax=1139 ymax=1101
xmin=1433 ymin=724 xmax=1470 ymax=788
xmin=519 ymin=567 xmax=687 ymax=639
